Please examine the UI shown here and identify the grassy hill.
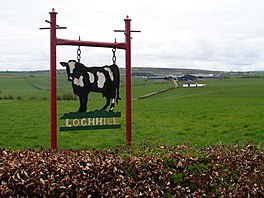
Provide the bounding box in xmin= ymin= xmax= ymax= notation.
xmin=0 ymin=70 xmax=263 ymax=149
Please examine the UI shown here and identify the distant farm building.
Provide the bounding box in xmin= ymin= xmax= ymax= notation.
xmin=147 ymin=75 xmax=177 ymax=81
xmin=178 ymin=72 xmax=225 ymax=81
xmin=147 ymin=72 xmax=224 ymax=82
xmin=182 ymin=83 xmax=206 ymax=88
xmin=177 ymin=74 xmax=196 ymax=81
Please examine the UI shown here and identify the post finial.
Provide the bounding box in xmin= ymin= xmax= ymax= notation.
xmin=125 ymin=15 xmax=131 ymax=21
xmin=49 ymin=8 xmax=57 ymax=14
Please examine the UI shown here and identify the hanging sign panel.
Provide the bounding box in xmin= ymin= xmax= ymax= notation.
xmin=60 ymin=110 xmax=121 ymax=131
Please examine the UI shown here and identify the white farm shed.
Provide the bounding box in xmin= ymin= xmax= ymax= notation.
xmin=182 ymin=84 xmax=206 ymax=88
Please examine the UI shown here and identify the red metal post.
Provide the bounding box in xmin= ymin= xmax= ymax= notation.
xmin=43 ymin=10 xmax=137 ymax=149
xmin=49 ymin=9 xmax=57 ymax=150
xmin=125 ymin=16 xmax=132 ymax=146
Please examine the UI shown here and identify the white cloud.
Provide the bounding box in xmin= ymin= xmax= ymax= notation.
xmin=1 ymin=0 xmax=264 ymax=71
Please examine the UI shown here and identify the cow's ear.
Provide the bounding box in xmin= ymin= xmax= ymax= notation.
xmin=60 ymin=62 xmax=68 ymax=67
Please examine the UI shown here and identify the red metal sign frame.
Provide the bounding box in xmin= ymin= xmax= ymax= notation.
xmin=42 ymin=9 xmax=140 ymax=150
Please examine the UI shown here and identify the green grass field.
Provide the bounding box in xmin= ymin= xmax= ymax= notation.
xmin=0 ymin=71 xmax=263 ymax=149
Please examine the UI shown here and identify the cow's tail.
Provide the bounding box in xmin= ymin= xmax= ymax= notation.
xmin=115 ymin=65 xmax=121 ymax=104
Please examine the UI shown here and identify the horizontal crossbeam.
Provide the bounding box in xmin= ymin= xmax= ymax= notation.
xmin=114 ymin=30 xmax=141 ymax=33
xmin=56 ymin=38 xmax=126 ymax=49
xmin=39 ymin=27 xmax=67 ymax=30
xmin=39 ymin=20 xmax=67 ymax=30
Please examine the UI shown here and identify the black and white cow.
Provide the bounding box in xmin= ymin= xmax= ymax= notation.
xmin=60 ymin=60 xmax=120 ymax=112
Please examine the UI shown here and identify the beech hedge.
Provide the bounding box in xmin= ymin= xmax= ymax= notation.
xmin=0 ymin=144 xmax=263 ymax=197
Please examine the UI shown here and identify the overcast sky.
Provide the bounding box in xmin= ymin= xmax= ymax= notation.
xmin=1 ymin=0 xmax=264 ymax=71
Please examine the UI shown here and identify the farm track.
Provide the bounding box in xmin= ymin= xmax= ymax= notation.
xmin=136 ymin=86 xmax=216 ymax=100
xmin=137 ymin=87 xmax=175 ymax=99
xmin=26 ymin=77 xmax=47 ymax=91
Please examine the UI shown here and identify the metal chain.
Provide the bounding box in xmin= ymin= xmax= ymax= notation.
xmin=112 ymin=38 xmax=117 ymax=64
xmin=77 ymin=36 xmax=81 ymax=63
xmin=112 ymin=48 xmax=116 ymax=65
xmin=77 ymin=47 xmax=81 ymax=63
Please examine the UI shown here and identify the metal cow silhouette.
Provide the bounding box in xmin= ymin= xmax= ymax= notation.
xmin=60 ymin=60 xmax=120 ymax=112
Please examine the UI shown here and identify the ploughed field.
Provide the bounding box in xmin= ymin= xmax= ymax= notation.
xmin=0 ymin=71 xmax=263 ymax=149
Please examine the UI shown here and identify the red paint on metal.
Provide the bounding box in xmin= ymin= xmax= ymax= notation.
xmin=57 ymin=38 xmax=126 ymax=49
xmin=125 ymin=16 xmax=132 ymax=146
xmin=49 ymin=9 xmax=57 ymax=150
xmin=42 ymin=9 xmax=140 ymax=149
